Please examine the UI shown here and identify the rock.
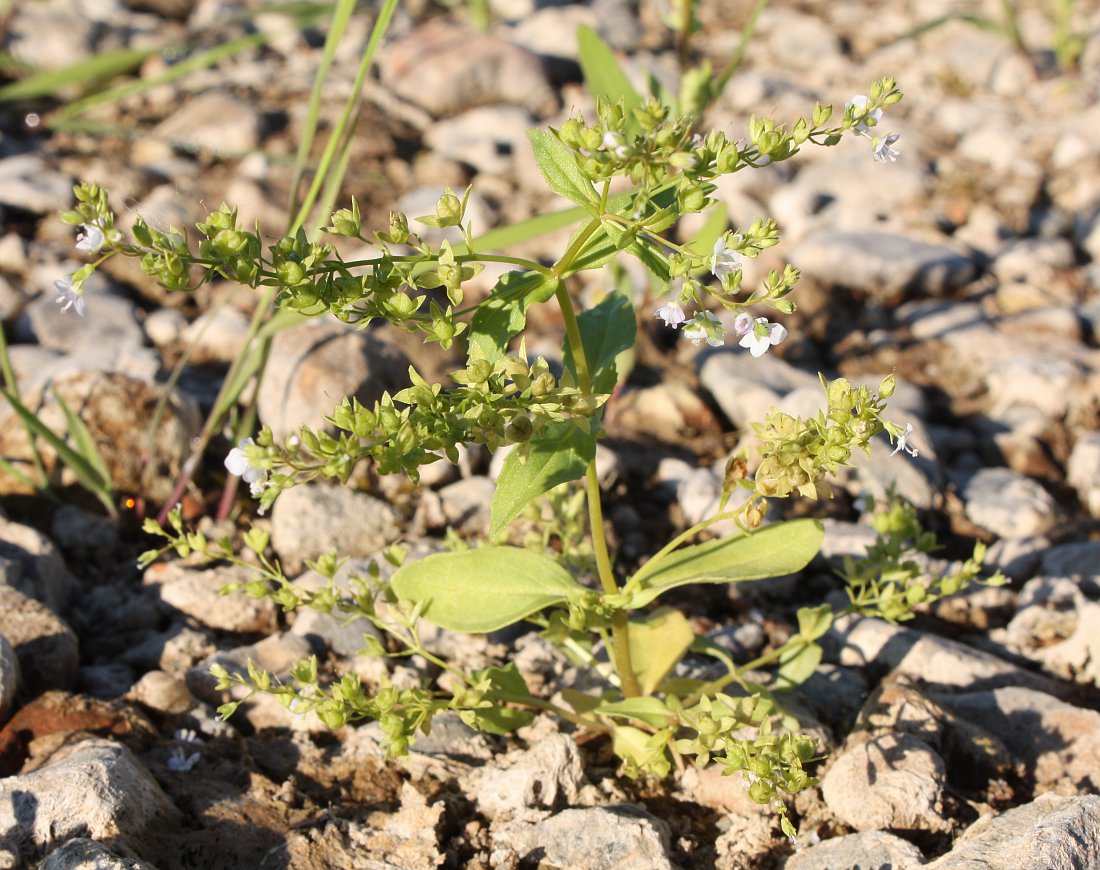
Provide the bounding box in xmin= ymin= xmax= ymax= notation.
xmin=0 ymin=739 xmax=179 ymax=864
xmin=271 ymin=483 xmax=401 ymax=575
xmin=18 ymin=284 xmax=144 ymax=354
xmin=0 ymin=371 xmax=201 ymax=504
xmin=144 ymin=561 xmax=279 ymax=634
xmin=423 ymin=105 xmax=537 ymax=178
xmin=143 ymin=307 xmax=188 ymax=346
xmin=1067 ymin=432 xmax=1100 ymax=518
xmin=896 ymin=299 xmax=987 ymax=341
xmin=0 ymin=515 xmax=80 ymax=614
xmin=938 ymin=686 xmax=1100 ymax=794
xmin=0 ymin=154 xmax=72 ymax=215
xmin=127 ymin=669 xmax=195 ymax=715
xmin=698 ymin=349 xmax=819 ymax=430
xmin=821 ymin=733 xmax=949 ymax=833
xmin=1040 ymin=540 xmax=1100 ymax=582
xmin=178 ymin=303 xmax=252 ymax=364
xmin=39 ymin=838 xmax=159 ymax=870
xmin=791 ymin=664 xmax=868 ymax=738
xmin=926 ymin=793 xmax=1100 ymax=870
xmin=791 ymin=231 xmax=978 ymax=301
xmin=498 ymin=804 xmax=673 ymax=870
xmin=0 ymin=635 xmax=18 ymax=726
xmin=49 ymin=505 xmax=120 ymax=564
xmin=378 ymin=20 xmax=557 ymax=117
xmin=348 ymin=782 xmax=445 ymax=868
xmin=470 ymin=732 xmax=585 ymax=821
xmin=437 ymin=475 xmax=495 ymax=538
xmin=960 ymin=467 xmax=1057 ymax=538
xmin=851 ymin=431 xmax=938 ymax=510
xmin=613 ymin=381 xmax=720 ymax=443
xmin=152 ymin=90 xmax=263 ymax=157
xmin=0 ymin=585 xmax=79 ymax=694
xmin=257 ymin=320 xmax=410 ymax=442
xmin=783 ymin=830 xmax=926 ymax=870
xmin=78 ymin=662 xmax=134 ymax=700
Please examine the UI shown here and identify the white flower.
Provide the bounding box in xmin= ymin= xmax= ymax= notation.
xmin=711 ymin=234 xmax=742 ymax=283
xmin=682 ymin=311 xmax=726 ymax=347
xmin=654 ymin=301 xmax=688 ymax=327
xmin=166 ymin=747 xmax=201 ymax=772
xmin=891 ymin=423 xmax=919 ymax=458
xmin=738 ymin=316 xmax=787 ymax=357
xmin=873 ymin=133 xmax=901 ymax=164
xmin=174 ymin=728 xmax=202 ymax=744
xmin=600 ymin=131 xmax=629 ymax=159
xmin=225 ymin=437 xmax=268 ymax=496
xmin=54 ymin=278 xmax=86 ymax=317
xmin=75 ymin=222 xmax=106 ymax=253
xmin=846 ymin=94 xmax=882 ymax=135
xmin=733 ymin=312 xmax=755 ymax=335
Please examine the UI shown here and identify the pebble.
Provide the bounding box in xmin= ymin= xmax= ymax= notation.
xmin=78 ymin=662 xmax=134 ymax=700
xmin=271 ymin=483 xmax=401 ymax=575
xmin=144 ymin=561 xmax=279 ymax=634
xmin=1067 ymin=432 xmax=1100 ymax=518
xmin=39 ymin=838 xmax=159 ymax=870
xmin=0 ymin=154 xmax=73 ymax=215
xmin=0 ymin=515 xmax=80 ymax=615
xmin=497 ymin=804 xmax=673 ymax=870
xmin=151 ymin=89 xmax=263 ymax=157
xmin=470 ymin=732 xmax=585 ymax=820
xmin=438 ymin=475 xmax=496 ymax=538
xmin=791 ymin=231 xmax=978 ymax=301
xmin=0 ymin=584 xmax=79 ymax=694
xmin=784 ymin=830 xmax=925 ymax=870
xmin=424 ymin=105 xmax=537 ymax=179
xmin=0 ymin=738 xmax=179 ymax=865
xmin=959 ymin=467 xmax=1057 ymax=538
xmin=49 ymin=505 xmax=120 ymax=564
xmin=178 ymin=302 xmax=252 ymax=364
xmin=0 ymin=634 xmax=19 ymax=726
xmin=127 ymin=669 xmax=195 ymax=715
xmin=258 ymin=320 xmax=411 ymax=443
xmin=822 ymin=733 xmax=950 ymax=832
xmin=378 ymin=20 xmax=557 ymax=117
xmin=925 ymin=793 xmax=1100 ymax=870
xmin=17 ymin=282 xmax=145 ymax=354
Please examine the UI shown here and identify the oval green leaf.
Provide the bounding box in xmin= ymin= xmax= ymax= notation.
xmin=626 ymin=519 xmax=824 ymax=608
xmin=390 ymin=546 xmax=586 ymax=633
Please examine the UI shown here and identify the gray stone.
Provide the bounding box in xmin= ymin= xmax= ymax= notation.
xmin=938 ymin=686 xmax=1100 ymax=794
xmin=0 ymin=584 xmax=78 ymax=694
xmin=78 ymin=662 xmax=134 ymax=700
xmin=783 ymin=830 xmax=925 ymax=870
xmin=127 ymin=669 xmax=195 ymax=715
xmin=178 ymin=303 xmax=252 ymax=364
xmin=960 ymin=467 xmax=1057 ymax=538
xmin=257 ymin=320 xmax=410 ymax=443
xmin=1067 ymin=432 xmax=1100 ymax=518
xmin=0 ymin=739 xmax=179 ymax=863
xmin=791 ymin=231 xmax=978 ymax=300
xmin=0 ymin=154 xmax=72 ymax=215
xmin=698 ymin=350 xmax=820 ymax=430
xmin=471 ymin=732 xmax=585 ymax=821
xmin=851 ymin=430 xmax=939 ymax=510
xmin=896 ymin=299 xmax=987 ymax=340
xmin=0 ymin=515 xmax=79 ymax=614
xmin=271 ymin=483 xmax=401 ymax=574
xmin=18 ymin=282 xmax=144 ymax=354
xmin=1041 ymin=540 xmax=1100 ymax=583
xmin=926 ymin=793 xmax=1100 ymax=870
xmin=822 ymin=733 xmax=949 ymax=833
xmin=144 ymin=561 xmax=278 ymax=634
xmin=379 ymin=20 xmax=557 ymax=117
xmin=498 ymin=804 xmax=673 ymax=870
xmin=438 ymin=475 xmax=495 ymax=538
xmin=0 ymin=634 xmax=18 ymax=726
xmin=424 ymin=105 xmax=537 ymax=178
xmin=143 ymin=307 xmax=188 ymax=346
xmin=39 ymin=838 xmax=159 ymax=870
xmin=152 ymin=90 xmax=263 ymax=156
xmin=49 ymin=505 xmax=120 ymax=563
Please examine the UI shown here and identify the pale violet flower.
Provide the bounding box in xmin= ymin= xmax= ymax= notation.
xmin=682 ymin=311 xmax=726 ymax=347
xmin=738 ymin=316 xmax=787 ymax=358
xmin=846 ymin=94 xmax=882 ymax=134
xmin=54 ymin=278 xmax=86 ymax=317
xmin=654 ymin=301 xmax=688 ymax=328
xmin=891 ymin=423 xmax=919 ymax=458
xmin=733 ymin=312 xmax=755 ymax=336
xmin=711 ymin=234 xmax=742 ymax=283
xmin=166 ymin=747 xmax=200 ymax=772
xmin=873 ymin=133 xmax=901 ymax=164
xmin=225 ymin=437 xmax=268 ymax=496
xmin=75 ymin=222 xmax=106 ymax=254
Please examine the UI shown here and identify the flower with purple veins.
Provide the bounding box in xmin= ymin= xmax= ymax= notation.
xmin=54 ymin=277 xmax=86 ymax=317
xmin=873 ymin=133 xmax=901 ymax=164
xmin=682 ymin=311 xmax=726 ymax=347
xmin=738 ymin=316 xmax=787 ymax=358
xmin=654 ymin=301 xmax=688 ymax=328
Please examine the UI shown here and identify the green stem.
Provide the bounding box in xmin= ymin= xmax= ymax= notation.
xmin=683 ymin=640 xmax=789 ymax=707
xmin=624 ymin=506 xmax=749 ymax=594
xmin=494 ymin=692 xmax=613 ymax=734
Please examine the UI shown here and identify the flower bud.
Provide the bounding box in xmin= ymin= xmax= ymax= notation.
xmin=878 ymin=374 xmax=896 ymax=399
xmin=435 ymin=191 xmax=463 ymax=227
xmin=276 ymin=260 xmax=305 ymax=287
xmin=387 ymin=212 xmax=409 ymax=244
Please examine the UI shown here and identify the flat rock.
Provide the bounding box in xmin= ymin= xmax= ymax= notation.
xmin=821 ymin=733 xmax=950 ymax=832
xmin=271 ymin=483 xmax=401 ymax=575
xmin=470 ymin=732 xmax=585 ymax=821
xmin=926 ymin=793 xmax=1100 ymax=870
xmin=144 ymin=561 xmax=278 ymax=634
xmin=0 ymin=738 xmax=179 ymax=864
xmin=0 ymin=585 xmax=78 ymax=694
xmin=791 ymin=231 xmax=978 ymax=301
xmin=18 ymin=285 xmax=144 ymax=354
xmin=0 ymin=154 xmax=72 ymax=215
xmin=257 ymin=320 xmax=410 ymax=443
xmin=960 ymin=467 xmax=1057 ymax=538
xmin=152 ymin=90 xmax=263 ymax=156
xmin=783 ymin=830 xmax=926 ymax=870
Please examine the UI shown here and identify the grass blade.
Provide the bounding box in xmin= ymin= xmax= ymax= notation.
xmin=0 ymin=46 xmax=154 ymax=102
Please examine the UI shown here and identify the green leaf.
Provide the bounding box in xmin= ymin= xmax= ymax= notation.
xmin=625 ymin=607 xmax=695 ymax=695
xmin=576 ymin=24 xmax=642 ymax=132
xmin=594 ymin=696 xmax=676 ymax=729
xmin=563 ymin=288 xmax=636 ymax=394
xmin=390 ymin=546 xmax=585 ymax=632
xmin=467 ymin=271 xmax=556 ymax=364
xmin=777 ymin=641 xmax=823 ymax=689
xmin=561 ymin=688 xmax=602 ymax=716
xmin=626 ymin=519 xmax=824 ymax=608
xmin=527 ymin=129 xmax=598 ymax=210
xmin=490 ymin=421 xmax=597 ymax=538
xmin=51 ymin=387 xmax=113 ymax=491
xmin=469 ymin=663 xmax=536 ymax=734
xmin=796 ymin=604 xmax=833 ymax=641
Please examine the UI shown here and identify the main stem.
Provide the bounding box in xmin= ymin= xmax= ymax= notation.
xmin=552 ymin=268 xmax=641 ymax=698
